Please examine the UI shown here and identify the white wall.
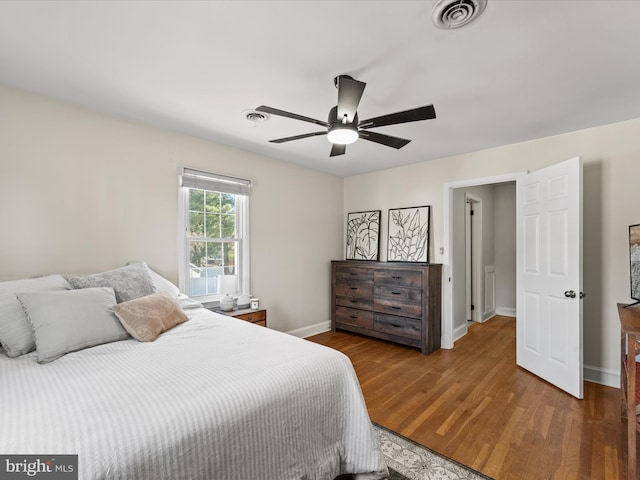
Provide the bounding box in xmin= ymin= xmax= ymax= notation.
xmin=0 ymin=84 xmax=344 ymax=333
xmin=494 ymin=183 xmax=516 ymax=316
xmin=345 ymin=117 xmax=640 ymax=380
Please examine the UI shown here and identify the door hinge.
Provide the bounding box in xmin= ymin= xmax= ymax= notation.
xmin=471 ymin=305 xmax=475 ymax=311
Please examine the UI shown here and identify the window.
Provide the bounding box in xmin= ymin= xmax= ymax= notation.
xmin=179 ymin=168 xmax=251 ymax=301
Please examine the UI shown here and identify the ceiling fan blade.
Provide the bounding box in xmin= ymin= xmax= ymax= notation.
xmin=269 ymin=131 xmax=327 ymax=143
xmin=359 ymin=105 xmax=436 ymax=130
xmin=337 ymin=76 xmax=366 ymax=123
xmin=256 ymin=106 xmax=329 ymax=128
xmin=330 ymin=144 xmax=346 ymax=157
xmin=359 ymin=130 xmax=411 ymax=149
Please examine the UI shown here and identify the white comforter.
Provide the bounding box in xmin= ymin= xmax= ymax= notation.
xmin=0 ymin=308 xmax=386 ymax=480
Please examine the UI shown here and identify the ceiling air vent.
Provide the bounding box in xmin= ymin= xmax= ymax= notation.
xmin=432 ymin=0 xmax=487 ymax=29
xmin=243 ymin=109 xmax=270 ymax=124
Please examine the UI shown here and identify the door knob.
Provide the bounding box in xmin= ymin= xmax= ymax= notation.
xmin=564 ymin=290 xmax=576 ymax=298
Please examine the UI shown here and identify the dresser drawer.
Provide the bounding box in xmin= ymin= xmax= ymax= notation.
xmin=208 ymin=308 xmax=268 ymax=327
xmin=335 ymin=266 xmax=374 ymax=284
xmin=374 ymin=285 xmax=422 ymax=303
xmin=335 ymin=306 xmax=374 ymax=330
xmin=374 ymin=269 xmax=422 ymax=288
xmin=374 ymin=314 xmax=421 ymax=340
xmin=234 ymin=310 xmax=266 ymax=326
xmin=374 ymin=286 xmax=422 ymax=318
xmin=335 ymin=283 xmax=373 ymax=309
xmin=374 ymin=299 xmax=422 ymax=319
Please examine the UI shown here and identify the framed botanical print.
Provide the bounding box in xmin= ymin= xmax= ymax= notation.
xmin=387 ymin=206 xmax=430 ymax=263
xmin=346 ymin=210 xmax=381 ymax=261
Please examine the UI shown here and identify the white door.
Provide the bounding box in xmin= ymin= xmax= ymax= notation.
xmin=516 ymin=157 xmax=583 ymax=399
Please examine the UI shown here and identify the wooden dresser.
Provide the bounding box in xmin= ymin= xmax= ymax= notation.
xmin=619 ymin=303 xmax=640 ymax=479
xmin=331 ymin=261 xmax=442 ymax=355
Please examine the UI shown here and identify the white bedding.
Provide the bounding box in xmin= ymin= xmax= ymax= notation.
xmin=0 ymin=307 xmax=386 ymax=480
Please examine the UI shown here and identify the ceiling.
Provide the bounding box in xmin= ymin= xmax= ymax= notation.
xmin=1 ymin=1 xmax=640 ymax=177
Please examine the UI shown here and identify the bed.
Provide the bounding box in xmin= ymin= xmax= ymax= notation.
xmin=0 ymin=267 xmax=387 ymax=480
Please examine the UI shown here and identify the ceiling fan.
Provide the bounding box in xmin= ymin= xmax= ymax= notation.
xmin=256 ymin=75 xmax=436 ymax=157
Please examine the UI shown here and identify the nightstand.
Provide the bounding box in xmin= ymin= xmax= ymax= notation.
xmin=212 ymin=307 xmax=267 ymax=327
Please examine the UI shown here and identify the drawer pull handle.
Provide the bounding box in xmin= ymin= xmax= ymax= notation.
xmin=350 ymin=287 xmax=358 ymax=290
xmin=350 ymin=315 xmax=358 ymax=319
xmin=350 ymin=272 xmax=358 ymax=276
xmin=381 ymin=320 xmax=402 ymax=328
xmin=392 ymin=275 xmax=401 ymax=279
xmin=350 ymin=299 xmax=357 ymax=303
xmin=391 ymin=291 xmax=401 ymax=295
xmin=391 ymin=306 xmax=401 ymax=310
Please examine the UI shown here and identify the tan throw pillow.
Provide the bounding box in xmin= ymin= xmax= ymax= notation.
xmin=112 ymin=291 xmax=188 ymax=342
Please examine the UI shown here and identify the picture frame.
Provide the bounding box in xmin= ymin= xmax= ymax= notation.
xmin=387 ymin=206 xmax=430 ymax=263
xmin=346 ymin=210 xmax=381 ymax=261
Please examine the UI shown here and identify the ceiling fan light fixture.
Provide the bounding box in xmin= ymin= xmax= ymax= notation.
xmin=257 ymin=76 xmax=436 ymax=156
xmin=327 ymin=126 xmax=358 ymax=145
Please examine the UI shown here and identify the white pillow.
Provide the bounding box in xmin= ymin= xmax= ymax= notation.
xmin=16 ymin=287 xmax=129 ymax=363
xmin=0 ymin=274 xmax=71 ymax=357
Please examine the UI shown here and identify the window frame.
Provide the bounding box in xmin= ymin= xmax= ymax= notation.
xmin=178 ymin=167 xmax=251 ymax=303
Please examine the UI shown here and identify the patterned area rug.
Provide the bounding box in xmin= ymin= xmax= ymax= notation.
xmin=374 ymin=423 xmax=493 ymax=480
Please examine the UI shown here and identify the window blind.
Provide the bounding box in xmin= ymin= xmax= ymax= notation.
xmin=180 ymin=167 xmax=252 ymax=195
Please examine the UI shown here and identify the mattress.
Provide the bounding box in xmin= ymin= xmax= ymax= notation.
xmin=0 ymin=307 xmax=386 ymax=480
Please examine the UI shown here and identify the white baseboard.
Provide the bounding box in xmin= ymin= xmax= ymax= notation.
xmin=441 ymin=332 xmax=453 ymax=349
xmin=584 ymin=364 xmax=619 ymax=388
xmin=453 ymin=323 xmax=467 ymax=343
xmin=287 ymin=320 xmax=332 ymax=339
xmin=481 ymin=312 xmax=495 ymax=323
xmin=495 ymin=307 xmax=516 ymax=317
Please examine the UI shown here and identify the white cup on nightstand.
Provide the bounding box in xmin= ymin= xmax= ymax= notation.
xmin=250 ymin=298 xmax=259 ymax=310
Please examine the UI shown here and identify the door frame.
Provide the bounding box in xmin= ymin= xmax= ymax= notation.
xmin=442 ymin=171 xmax=527 ymax=349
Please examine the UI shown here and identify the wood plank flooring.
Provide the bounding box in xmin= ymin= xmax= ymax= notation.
xmin=309 ymin=316 xmax=626 ymax=480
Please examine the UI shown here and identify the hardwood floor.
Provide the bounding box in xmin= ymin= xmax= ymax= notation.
xmin=309 ymin=316 xmax=626 ymax=480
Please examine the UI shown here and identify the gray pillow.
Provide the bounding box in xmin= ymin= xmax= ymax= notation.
xmin=127 ymin=261 xmax=181 ymax=299
xmin=68 ymin=263 xmax=156 ymax=303
xmin=16 ymin=287 xmax=130 ymax=363
xmin=0 ymin=274 xmax=71 ymax=357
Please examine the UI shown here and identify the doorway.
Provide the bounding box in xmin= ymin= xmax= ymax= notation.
xmin=442 ymin=172 xmax=524 ymax=349
xmin=442 ymin=158 xmax=584 ymax=399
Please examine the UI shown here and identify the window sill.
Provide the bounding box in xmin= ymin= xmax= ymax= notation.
xmin=196 ymin=294 xmax=226 ymax=308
